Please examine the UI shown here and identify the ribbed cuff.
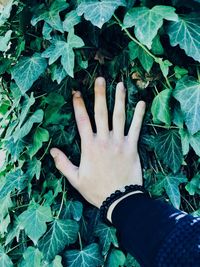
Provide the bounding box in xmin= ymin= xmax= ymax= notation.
xmin=111 ymin=193 xmax=187 ymax=267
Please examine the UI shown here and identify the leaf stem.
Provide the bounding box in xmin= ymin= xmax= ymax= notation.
xmin=57 ymin=177 xmax=65 ymax=219
xmin=197 ymin=66 xmax=200 ymax=82
xmin=39 ymin=138 xmax=52 ymax=161
xmin=78 ymin=232 xmax=83 ymax=250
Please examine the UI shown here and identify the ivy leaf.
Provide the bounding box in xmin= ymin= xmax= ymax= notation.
xmin=13 ymin=109 xmax=44 ymax=142
xmin=125 ymin=253 xmax=140 ymax=267
xmin=167 ymin=14 xmax=200 ymax=62
xmin=0 ymin=30 xmax=12 ymax=52
xmin=154 ymin=130 xmax=183 ymax=173
xmin=173 ymin=76 xmax=200 ymax=134
xmin=123 ymin=5 xmax=178 ymax=49
xmin=38 ymin=219 xmax=79 ymax=262
xmin=51 ymin=65 xmax=67 ymax=84
xmin=11 ymin=53 xmax=47 ymax=94
xmin=0 ymin=0 xmax=13 ymax=26
xmin=31 ymin=0 xmax=69 ymax=32
xmin=26 ymin=157 xmax=42 ymax=180
xmin=155 ymin=58 xmax=172 ymax=77
xmin=18 ymin=203 xmax=52 ymax=245
xmin=28 ymin=127 xmax=49 ymax=158
xmin=63 ymin=10 xmax=81 ymax=32
xmin=179 ymin=128 xmax=200 ymax=157
xmin=42 ymin=31 xmax=84 ymax=77
xmin=77 ymin=0 xmax=126 ymax=28
xmin=94 ymin=223 xmax=118 ymax=255
xmin=0 ymin=246 xmax=13 ymax=267
xmin=61 ymin=200 xmax=83 ymax=222
xmin=151 ymin=88 xmax=172 ymax=125
xmin=0 ymin=169 xmax=28 ymax=199
xmin=105 ymin=249 xmax=126 ymax=267
xmin=185 ymin=175 xmax=200 ymax=195
xmin=48 ymin=256 xmax=63 ymax=267
xmin=128 ymin=41 xmax=154 ymax=72
xmin=153 ymin=173 xmax=187 ymax=208
xmin=0 ymin=193 xmax=13 ymax=222
xmin=4 ymin=138 xmax=25 ymax=162
xmin=19 ymin=247 xmax=43 ymax=267
xmin=63 ymin=243 xmax=103 ymax=267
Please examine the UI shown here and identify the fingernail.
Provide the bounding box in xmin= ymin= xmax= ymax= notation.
xmin=95 ymin=77 xmax=105 ymax=86
xmin=74 ymin=91 xmax=81 ymax=98
xmin=50 ymin=149 xmax=58 ymax=158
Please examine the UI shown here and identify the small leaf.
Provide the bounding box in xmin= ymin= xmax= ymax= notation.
xmin=26 ymin=157 xmax=42 ymax=180
xmin=42 ymin=31 xmax=84 ymax=77
xmin=63 ymin=243 xmax=103 ymax=267
xmin=48 ymin=256 xmax=63 ymax=267
xmin=124 ymin=5 xmax=178 ymax=48
xmin=0 ymin=169 xmax=28 ymax=199
xmin=0 ymin=0 xmax=13 ymax=26
xmin=18 ymin=203 xmax=52 ymax=245
xmin=154 ymin=130 xmax=183 ymax=173
xmin=29 ymin=127 xmax=49 ymax=158
xmin=38 ymin=219 xmax=79 ymax=262
xmin=0 ymin=30 xmax=12 ymax=52
xmin=0 ymin=246 xmax=13 ymax=267
xmin=61 ymin=200 xmax=83 ymax=222
xmin=185 ymin=175 xmax=200 ymax=195
xmin=173 ymin=76 xmax=200 ymax=134
xmin=51 ymin=65 xmax=67 ymax=84
xmin=94 ymin=223 xmax=118 ymax=255
xmin=63 ymin=10 xmax=81 ymax=32
xmin=19 ymin=247 xmax=43 ymax=267
xmin=105 ymin=249 xmax=126 ymax=267
xmin=151 ymin=88 xmax=172 ymax=125
xmin=11 ymin=53 xmax=47 ymax=94
xmin=77 ymin=0 xmax=126 ymax=28
xmin=167 ymin=14 xmax=200 ymax=62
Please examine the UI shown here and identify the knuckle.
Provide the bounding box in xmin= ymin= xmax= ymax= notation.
xmin=78 ymin=114 xmax=88 ymax=124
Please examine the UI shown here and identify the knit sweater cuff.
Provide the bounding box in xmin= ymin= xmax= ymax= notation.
xmin=111 ymin=193 xmax=187 ymax=267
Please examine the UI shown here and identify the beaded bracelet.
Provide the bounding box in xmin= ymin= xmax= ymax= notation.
xmin=99 ymin=184 xmax=149 ymax=223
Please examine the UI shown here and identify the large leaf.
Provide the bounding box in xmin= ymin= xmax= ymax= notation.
xmin=38 ymin=219 xmax=79 ymax=262
xmin=151 ymin=88 xmax=172 ymax=125
xmin=0 ymin=246 xmax=13 ymax=267
xmin=18 ymin=203 xmax=52 ymax=245
xmin=105 ymin=249 xmax=126 ymax=267
xmin=94 ymin=223 xmax=118 ymax=255
xmin=154 ymin=130 xmax=183 ymax=173
xmin=11 ymin=53 xmax=47 ymax=94
xmin=123 ymin=5 xmax=178 ymax=48
xmin=31 ymin=0 xmax=69 ymax=32
xmin=63 ymin=243 xmax=103 ymax=267
xmin=13 ymin=109 xmax=44 ymax=142
xmin=128 ymin=41 xmax=154 ymax=72
xmin=42 ymin=31 xmax=84 ymax=77
xmin=19 ymin=247 xmax=43 ymax=267
xmin=173 ymin=76 xmax=200 ymax=134
xmin=153 ymin=173 xmax=187 ymax=208
xmin=167 ymin=14 xmax=200 ymax=62
xmin=0 ymin=169 xmax=28 ymax=199
xmin=77 ymin=0 xmax=126 ymax=28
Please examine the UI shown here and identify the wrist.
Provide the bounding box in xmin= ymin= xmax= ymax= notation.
xmin=106 ymin=190 xmax=144 ymax=223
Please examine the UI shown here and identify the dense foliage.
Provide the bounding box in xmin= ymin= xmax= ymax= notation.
xmin=0 ymin=0 xmax=200 ymax=266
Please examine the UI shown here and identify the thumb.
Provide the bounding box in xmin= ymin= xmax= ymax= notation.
xmin=50 ymin=148 xmax=79 ymax=188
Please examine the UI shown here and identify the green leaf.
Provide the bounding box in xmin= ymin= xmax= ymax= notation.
xmin=26 ymin=157 xmax=42 ymax=180
xmin=42 ymin=31 xmax=84 ymax=77
xmin=125 ymin=253 xmax=140 ymax=267
xmin=4 ymin=138 xmax=25 ymax=162
xmin=31 ymin=0 xmax=69 ymax=32
xmin=167 ymin=14 xmax=200 ymax=62
xmin=61 ymin=200 xmax=83 ymax=222
xmin=154 ymin=130 xmax=183 ymax=173
xmin=155 ymin=58 xmax=172 ymax=77
xmin=29 ymin=127 xmax=49 ymax=158
xmin=0 ymin=193 xmax=13 ymax=222
xmin=174 ymin=66 xmax=188 ymax=79
xmin=77 ymin=0 xmax=126 ymax=28
xmin=94 ymin=223 xmax=118 ymax=255
xmin=153 ymin=173 xmax=187 ymax=208
xmin=11 ymin=53 xmax=47 ymax=94
xmin=18 ymin=203 xmax=52 ymax=245
xmin=0 ymin=30 xmax=12 ymax=52
xmin=64 ymin=243 xmax=103 ymax=267
xmin=173 ymin=76 xmax=200 ymax=134
xmin=151 ymin=88 xmax=172 ymax=125
xmin=105 ymin=249 xmax=126 ymax=267
xmin=185 ymin=174 xmax=200 ymax=195
xmin=0 ymin=169 xmax=27 ymax=199
xmin=0 ymin=0 xmax=13 ymax=26
xmin=51 ymin=65 xmax=67 ymax=84
xmin=179 ymin=129 xmax=190 ymax=155
xmin=38 ymin=219 xmax=79 ymax=262
xmin=0 ymin=246 xmax=13 ymax=267
xmin=128 ymin=41 xmax=154 ymax=72
xmin=63 ymin=10 xmax=81 ymax=32
xmin=13 ymin=109 xmax=44 ymax=142
xmin=179 ymin=129 xmax=200 ymax=157
xmin=123 ymin=5 xmax=178 ymax=49
xmin=48 ymin=256 xmax=63 ymax=267
xmin=19 ymin=247 xmax=43 ymax=267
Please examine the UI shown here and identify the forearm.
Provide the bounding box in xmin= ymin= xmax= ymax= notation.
xmin=108 ymin=193 xmax=197 ymax=267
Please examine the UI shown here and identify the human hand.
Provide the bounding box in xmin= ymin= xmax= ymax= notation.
xmin=50 ymin=77 xmax=146 ymax=209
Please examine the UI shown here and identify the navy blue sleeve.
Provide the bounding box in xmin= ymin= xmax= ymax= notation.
xmin=111 ymin=193 xmax=200 ymax=267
